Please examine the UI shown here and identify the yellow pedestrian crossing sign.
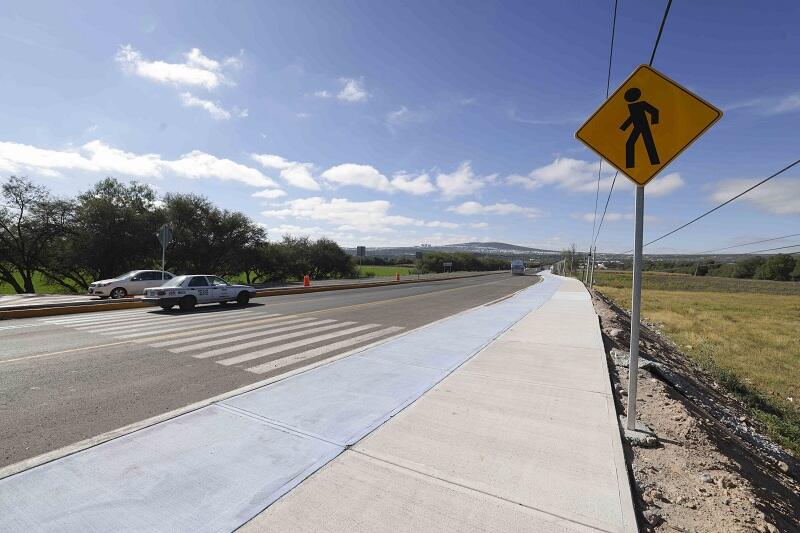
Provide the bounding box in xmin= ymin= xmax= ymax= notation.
xmin=576 ymin=65 xmax=722 ymax=186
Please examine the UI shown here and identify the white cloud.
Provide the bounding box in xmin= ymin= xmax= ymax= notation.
xmin=337 ymin=78 xmax=370 ymax=102
xmin=179 ymin=92 xmax=231 ymax=120
xmin=710 ymin=177 xmax=800 ymax=215
xmin=469 ymin=222 xmax=490 ymax=229
xmin=447 ymin=201 xmax=541 ymax=218
xmin=390 ymin=172 xmax=436 ymax=195
xmin=321 ymin=164 xmax=392 ymax=192
xmin=313 ymin=90 xmax=332 ymax=99
xmin=252 ymin=188 xmax=287 ymax=199
xmin=509 ymin=158 xmax=683 ymax=197
xmin=262 ymin=197 xmax=460 ymax=234
xmin=772 ymin=93 xmax=800 ymax=114
xmin=646 ymin=172 xmax=684 ymax=197
xmin=251 ymin=153 xmax=320 ymax=190
xmin=0 ymin=139 xmax=277 ymax=188
xmin=115 ymin=45 xmax=238 ymax=90
xmin=508 ymin=158 xmax=609 ymax=193
xmin=436 ymin=161 xmax=496 ymax=199
xmin=726 ymin=92 xmax=800 ymax=115
xmin=571 ymin=211 xmax=658 ymax=224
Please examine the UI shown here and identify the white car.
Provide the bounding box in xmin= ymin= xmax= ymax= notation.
xmin=88 ymin=270 xmax=175 ymax=299
xmin=142 ymin=275 xmax=257 ymax=311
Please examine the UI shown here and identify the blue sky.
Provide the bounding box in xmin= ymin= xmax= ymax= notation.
xmin=1 ymin=0 xmax=798 ymax=253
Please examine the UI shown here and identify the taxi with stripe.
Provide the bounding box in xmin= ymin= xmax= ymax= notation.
xmin=142 ymin=275 xmax=257 ymax=311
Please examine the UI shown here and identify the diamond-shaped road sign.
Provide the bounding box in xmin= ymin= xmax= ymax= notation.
xmin=576 ymin=64 xmax=722 ymax=186
xmin=157 ymin=224 xmax=173 ymax=248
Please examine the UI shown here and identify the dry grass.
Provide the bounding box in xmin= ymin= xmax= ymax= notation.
xmin=594 ymin=271 xmax=800 ymax=454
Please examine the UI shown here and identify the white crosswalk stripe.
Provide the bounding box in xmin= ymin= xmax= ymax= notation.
xmin=245 ymin=326 xmax=404 ymax=374
xmin=217 ymin=323 xmax=381 ymax=366
xmin=189 ymin=321 xmax=358 ymax=359
xmin=168 ymin=319 xmax=337 ymax=353
xmin=147 ymin=315 xmax=309 ymax=347
xmin=34 ymin=306 xmax=405 ymax=379
xmin=74 ymin=310 xmax=255 ymax=333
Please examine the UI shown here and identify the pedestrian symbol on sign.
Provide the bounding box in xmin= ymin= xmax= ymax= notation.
xmin=620 ymin=88 xmax=660 ymax=168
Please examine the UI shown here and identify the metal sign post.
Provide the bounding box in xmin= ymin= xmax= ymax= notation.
xmin=157 ymin=224 xmax=173 ymax=280
xmin=574 ymin=64 xmax=722 ymax=434
xmin=626 ymin=186 xmax=645 ymax=430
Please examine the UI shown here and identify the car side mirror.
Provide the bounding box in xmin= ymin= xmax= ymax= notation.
xmin=130 ymin=276 xmax=140 ymax=281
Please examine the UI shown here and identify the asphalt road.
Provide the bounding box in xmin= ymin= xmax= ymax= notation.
xmin=0 ymin=272 xmax=539 ymax=468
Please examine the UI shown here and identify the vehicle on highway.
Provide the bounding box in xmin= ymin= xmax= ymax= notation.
xmin=511 ymin=260 xmax=526 ymax=275
xmin=142 ymin=275 xmax=257 ymax=311
xmin=88 ymin=270 xmax=175 ymax=299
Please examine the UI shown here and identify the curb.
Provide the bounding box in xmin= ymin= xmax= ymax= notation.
xmin=0 ymin=272 xmax=503 ymax=320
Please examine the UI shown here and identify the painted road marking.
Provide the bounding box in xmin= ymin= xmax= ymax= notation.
xmin=218 ymin=323 xmax=381 ymax=366
xmin=245 ymin=326 xmax=404 ymax=374
xmin=191 ymin=321 xmax=358 ymax=360
xmin=169 ymin=319 xmax=337 ymax=353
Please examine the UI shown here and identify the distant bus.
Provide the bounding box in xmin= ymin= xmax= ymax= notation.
xmin=510 ymin=260 xmax=525 ymax=275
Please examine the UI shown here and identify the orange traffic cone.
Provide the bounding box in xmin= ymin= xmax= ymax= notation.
xmin=303 ymin=275 xmax=311 ymax=287
xmin=395 ymin=272 xmax=400 ymax=281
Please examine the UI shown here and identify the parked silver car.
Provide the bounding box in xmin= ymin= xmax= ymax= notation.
xmin=88 ymin=270 xmax=175 ymax=299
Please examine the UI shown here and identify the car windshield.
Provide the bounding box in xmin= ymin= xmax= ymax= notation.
xmin=115 ymin=271 xmax=138 ymax=279
xmin=160 ymin=275 xmax=188 ymax=288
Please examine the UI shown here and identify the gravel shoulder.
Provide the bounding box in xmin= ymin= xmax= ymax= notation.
xmin=591 ymin=290 xmax=799 ymax=532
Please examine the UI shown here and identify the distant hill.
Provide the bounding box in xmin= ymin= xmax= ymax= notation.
xmin=346 ymin=242 xmax=559 ymax=258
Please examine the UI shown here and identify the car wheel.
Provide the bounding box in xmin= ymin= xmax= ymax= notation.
xmin=110 ymin=287 xmax=127 ymax=299
xmin=160 ymin=304 xmax=174 ymax=310
xmin=236 ymin=292 xmax=250 ymax=306
xmin=179 ymin=296 xmax=196 ymax=311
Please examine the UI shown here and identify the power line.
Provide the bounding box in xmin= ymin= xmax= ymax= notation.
xmin=626 ymin=158 xmax=800 ymax=252
xmin=693 ymin=232 xmax=800 ymax=255
xmin=593 ymin=0 xmax=675 ymax=252
xmin=588 ymin=0 xmax=620 ymax=267
xmin=592 ymin=171 xmax=619 ymax=246
xmin=649 ymin=0 xmax=673 ymax=66
xmin=741 ymin=243 xmax=800 ymax=255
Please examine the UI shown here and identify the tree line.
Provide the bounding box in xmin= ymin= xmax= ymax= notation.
xmin=638 ymin=256 xmax=800 ymax=281
xmin=0 ymin=177 xmax=356 ymax=293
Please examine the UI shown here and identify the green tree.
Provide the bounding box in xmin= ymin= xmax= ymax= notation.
xmin=47 ymin=178 xmax=165 ymax=288
xmin=0 ymin=177 xmax=73 ymax=293
xmin=754 ymin=254 xmax=796 ymax=281
xmin=164 ymin=193 xmax=266 ymax=276
xmin=732 ymin=256 xmax=765 ymax=279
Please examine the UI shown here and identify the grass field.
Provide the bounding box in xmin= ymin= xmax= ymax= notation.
xmin=0 ymin=272 xmax=73 ymax=295
xmin=357 ymin=265 xmax=414 ymax=277
xmin=593 ymin=270 xmax=800 ymax=453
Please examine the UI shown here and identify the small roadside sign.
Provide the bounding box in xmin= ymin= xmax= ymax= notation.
xmin=157 ymin=224 xmax=173 ymax=248
xmin=356 ymin=246 xmax=366 ymax=257
xmin=576 ymin=64 xmax=722 ymax=186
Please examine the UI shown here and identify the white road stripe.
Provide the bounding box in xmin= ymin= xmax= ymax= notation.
xmin=76 ymin=310 xmax=254 ymax=333
xmin=148 ymin=316 xmax=306 ymax=347
xmin=169 ymin=319 xmax=336 ymax=353
xmin=0 ymin=323 xmax=43 ymax=331
xmin=68 ymin=308 xmax=254 ymax=330
xmin=246 ymin=326 xmax=404 ymax=374
xmin=44 ymin=309 xmax=151 ymax=325
xmin=111 ymin=312 xmax=268 ymax=339
xmin=192 ymin=321 xmax=358 ymax=360
xmin=217 ymin=323 xmax=381 ymax=366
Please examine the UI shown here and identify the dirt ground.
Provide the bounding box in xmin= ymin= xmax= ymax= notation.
xmin=591 ymin=290 xmax=799 ymax=533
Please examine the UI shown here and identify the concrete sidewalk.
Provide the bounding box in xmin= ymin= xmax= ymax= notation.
xmin=0 ymin=273 xmax=634 ymax=532
xmin=242 ymin=275 xmax=636 ymax=532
